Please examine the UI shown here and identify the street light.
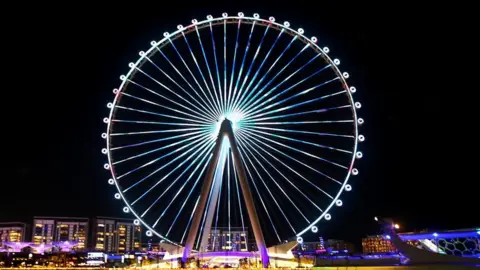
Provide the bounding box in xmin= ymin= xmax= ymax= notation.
xmin=394 ymin=224 xmax=400 ymax=229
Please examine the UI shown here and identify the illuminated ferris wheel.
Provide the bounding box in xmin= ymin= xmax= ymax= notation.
xmin=101 ymin=12 xmax=363 ymax=260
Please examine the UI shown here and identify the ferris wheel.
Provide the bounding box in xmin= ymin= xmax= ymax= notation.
xmin=102 ymin=12 xmax=364 ymax=251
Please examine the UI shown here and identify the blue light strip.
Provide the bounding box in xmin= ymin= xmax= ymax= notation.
xmin=237 ymin=144 xmax=281 ymax=243
xmin=141 ymin=58 xmax=217 ymax=122
xmin=233 ymin=29 xmax=285 ymax=112
xmin=223 ymin=20 xmax=227 ymax=113
xmin=115 ymin=105 xmax=207 ymax=124
xmin=227 ymin=20 xmax=242 ymax=111
xmin=166 ymin=153 xmax=211 ymax=237
xmin=180 ymin=34 xmax=222 ymax=116
xmin=243 ymin=105 xmax=351 ymax=123
xmin=244 ymin=120 xmax=354 ymax=126
xmin=125 ymin=136 xmax=213 ymax=195
xmin=195 ymin=25 xmax=222 ymax=114
xmin=236 ymin=131 xmax=326 ymax=208
xmin=208 ymin=22 xmax=224 ymax=113
xmin=126 ymin=76 xmax=214 ymax=123
xmin=230 ymin=25 xmax=270 ymax=112
xmin=231 ymin=152 xmax=246 ymax=237
xmin=237 ymin=129 xmax=340 ymax=186
xmin=229 ymin=21 xmax=256 ymax=113
xmin=180 ymin=196 xmax=200 ymax=243
xmin=242 ymin=127 xmax=347 ymax=169
xmin=110 ymin=130 xmax=208 ymax=151
xmin=242 ymin=52 xmax=321 ymax=114
xmin=117 ymin=133 xmax=210 ymax=181
xmin=112 ymin=119 xmax=210 ymax=127
xmin=244 ymin=79 xmax=341 ymax=119
xmin=120 ymin=92 xmax=210 ymax=124
xmin=113 ymin=132 xmax=210 ymax=166
xmin=244 ymin=127 xmax=352 ymax=154
xmin=155 ymin=49 xmax=219 ymax=119
xmin=237 ymin=135 xmax=310 ymax=223
xmin=239 ymin=125 xmax=354 ymax=139
xmin=237 ymin=36 xmax=299 ymax=111
xmin=149 ymin=142 xmax=214 ymax=225
xmin=110 ymin=127 xmax=209 ymax=137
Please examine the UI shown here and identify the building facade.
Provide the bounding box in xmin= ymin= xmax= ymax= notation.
xmin=32 ymin=217 xmax=89 ymax=250
xmin=206 ymin=227 xmax=248 ymax=252
xmin=92 ymin=217 xmax=141 ymax=253
xmin=362 ymin=235 xmax=398 ymax=254
xmin=0 ymin=222 xmax=26 ymax=246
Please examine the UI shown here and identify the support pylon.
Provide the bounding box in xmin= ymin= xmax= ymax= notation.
xmin=182 ymin=119 xmax=269 ymax=268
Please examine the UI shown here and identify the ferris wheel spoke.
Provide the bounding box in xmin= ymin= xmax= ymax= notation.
xmin=110 ymin=129 xmax=208 ymax=151
xmin=166 ymin=152 xmax=211 ymax=237
xmin=180 ymin=196 xmax=200 ymax=243
xmin=236 ymin=129 xmax=340 ymax=186
xmin=112 ymin=119 xmax=210 ymax=127
xmin=244 ymin=78 xmax=341 ymax=119
xmin=167 ymin=39 xmax=222 ymax=117
xmin=227 ymin=149 xmax=232 ymax=242
xmin=246 ymin=120 xmax=354 ymax=126
xmin=227 ymin=20 xmax=243 ymax=111
xmin=125 ymin=78 xmax=214 ymax=123
xmin=208 ymin=22 xmax=224 ymax=112
xmin=234 ymin=29 xmax=286 ymax=112
xmin=243 ymin=127 xmax=352 ymax=154
xmin=120 ymin=91 xmax=211 ymax=124
xmin=243 ymin=51 xmax=321 ymax=114
xmin=127 ymin=137 xmax=214 ymax=202
xmin=155 ymin=48 xmax=220 ymax=119
xmin=238 ymin=141 xmax=297 ymax=235
xmin=196 ymin=167 xmax=220 ymax=249
xmin=223 ymin=20 xmax=228 ymax=113
xmin=133 ymin=65 xmax=217 ymax=122
xmin=243 ymin=104 xmax=351 ymax=123
xmin=237 ymin=135 xmax=311 ymax=223
xmin=240 ymin=39 xmax=307 ymax=111
xmin=231 ymin=25 xmax=270 ymax=112
xmin=115 ymin=133 xmax=210 ymax=177
xmin=228 ymin=21 xmax=257 ymax=113
xmin=237 ymin=146 xmax=281 ymax=243
xmin=110 ymin=127 xmax=209 ymax=136
xmin=241 ymin=127 xmax=348 ymax=169
xmin=115 ymin=105 xmax=208 ymax=124
xmin=231 ymin=152 xmax=246 ymax=234
xmin=236 ymin=131 xmax=326 ymax=208
xmin=240 ymin=125 xmax=354 ymax=139
xmin=146 ymin=142 xmax=214 ymax=223
xmin=181 ymin=32 xmax=222 ymax=115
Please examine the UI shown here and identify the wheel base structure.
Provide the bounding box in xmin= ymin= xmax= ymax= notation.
xmin=182 ymin=119 xmax=270 ymax=268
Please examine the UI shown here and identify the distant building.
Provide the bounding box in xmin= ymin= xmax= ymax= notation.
xmin=0 ymin=222 xmax=27 ymax=247
xmin=92 ymin=217 xmax=141 ymax=253
xmin=206 ymin=227 xmax=248 ymax=252
xmin=362 ymin=235 xmax=397 ymax=254
xmin=301 ymin=239 xmax=355 ymax=254
xmin=32 ymin=217 xmax=89 ymax=250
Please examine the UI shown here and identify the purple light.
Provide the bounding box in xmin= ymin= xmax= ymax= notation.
xmin=386 ymin=235 xmax=391 ymax=239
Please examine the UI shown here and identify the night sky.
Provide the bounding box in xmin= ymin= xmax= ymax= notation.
xmin=2 ymin=2 xmax=477 ymax=246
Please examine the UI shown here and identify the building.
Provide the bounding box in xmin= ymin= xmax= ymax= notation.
xmin=300 ymin=239 xmax=355 ymax=254
xmin=32 ymin=217 xmax=89 ymax=250
xmin=206 ymin=227 xmax=248 ymax=252
xmin=32 ymin=219 xmax=54 ymax=245
xmin=0 ymin=222 xmax=27 ymax=246
xmin=362 ymin=235 xmax=398 ymax=254
xmin=92 ymin=217 xmax=141 ymax=253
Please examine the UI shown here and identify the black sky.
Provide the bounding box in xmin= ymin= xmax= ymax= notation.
xmin=1 ymin=2 xmax=478 ymax=244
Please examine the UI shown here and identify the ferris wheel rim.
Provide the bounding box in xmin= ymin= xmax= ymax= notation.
xmin=104 ymin=13 xmax=362 ymax=245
